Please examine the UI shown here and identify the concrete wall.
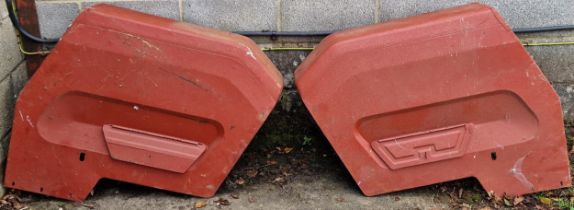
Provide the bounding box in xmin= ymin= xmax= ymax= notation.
xmin=0 ymin=1 xmax=27 ymax=196
xmin=519 ymin=31 xmax=574 ymax=125
xmin=35 ymin=0 xmax=574 ymax=39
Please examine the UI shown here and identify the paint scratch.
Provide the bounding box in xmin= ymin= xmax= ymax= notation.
xmin=510 ymin=155 xmax=534 ymax=190
xmin=246 ymin=48 xmax=256 ymax=60
xmin=176 ymin=75 xmax=209 ymax=91
xmin=18 ymin=111 xmax=24 ymax=121
xmin=26 ymin=115 xmax=34 ymax=128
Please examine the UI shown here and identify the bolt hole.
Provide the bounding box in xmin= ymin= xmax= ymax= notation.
xmin=11 ymin=181 xmax=15 ymax=186
xmin=490 ymin=152 xmax=497 ymax=160
xmin=561 ymin=181 xmax=564 ymax=186
xmin=79 ymin=152 xmax=85 ymax=161
xmin=40 ymin=187 xmax=43 ymax=192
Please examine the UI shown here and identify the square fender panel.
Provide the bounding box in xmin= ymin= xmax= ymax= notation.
xmin=3 ymin=4 xmax=282 ymax=201
xmin=295 ymin=3 xmax=571 ymax=197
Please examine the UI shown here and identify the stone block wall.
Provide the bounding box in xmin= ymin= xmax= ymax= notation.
xmin=0 ymin=0 xmax=27 ymax=196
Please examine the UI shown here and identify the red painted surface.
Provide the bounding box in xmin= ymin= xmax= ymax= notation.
xmin=295 ymin=4 xmax=571 ymax=196
xmin=102 ymin=124 xmax=207 ymax=173
xmin=3 ymin=4 xmax=282 ymax=201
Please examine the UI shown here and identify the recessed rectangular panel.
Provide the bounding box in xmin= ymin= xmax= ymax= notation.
xmin=103 ymin=124 xmax=207 ymax=173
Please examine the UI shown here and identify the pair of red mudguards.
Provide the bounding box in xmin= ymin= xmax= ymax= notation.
xmin=4 ymin=3 xmax=570 ymax=201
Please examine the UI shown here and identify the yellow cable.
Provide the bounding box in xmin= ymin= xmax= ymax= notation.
xmin=17 ymin=40 xmax=50 ymax=55
xmin=264 ymin=41 xmax=574 ymax=51
xmin=522 ymin=41 xmax=574 ymax=46
xmin=262 ymin=47 xmax=315 ymax=51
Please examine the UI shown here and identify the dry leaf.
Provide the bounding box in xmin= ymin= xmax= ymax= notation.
xmin=194 ymin=200 xmax=207 ymax=209
xmin=487 ymin=191 xmax=495 ymax=199
xmin=440 ymin=186 xmax=448 ymax=193
xmin=235 ymin=177 xmax=246 ymax=185
xmin=493 ymin=194 xmax=503 ymax=203
xmin=246 ymin=170 xmax=258 ymax=178
xmin=215 ymin=198 xmax=230 ymax=206
xmin=539 ymin=197 xmax=552 ymax=205
xmin=272 ymin=177 xmax=285 ymax=183
xmin=503 ymin=198 xmax=512 ymax=207
xmin=230 ymin=193 xmax=239 ymax=199
xmin=514 ymin=196 xmax=524 ymax=206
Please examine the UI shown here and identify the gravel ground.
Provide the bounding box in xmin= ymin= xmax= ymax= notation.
xmin=2 ymin=139 xmax=573 ymax=210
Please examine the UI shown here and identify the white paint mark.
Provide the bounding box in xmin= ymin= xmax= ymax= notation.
xmin=257 ymin=112 xmax=266 ymax=122
xmin=26 ymin=115 xmax=34 ymax=128
xmin=246 ymin=49 xmax=256 ymax=60
xmin=18 ymin=111 xmax=24 ymax=121
xmin=133 ymin=105 xmax=139 ymax=111
xmin=510 ymin=156 xmax=534 ymax=190
xmin=140 ymin=39 xmax=160 ymax=51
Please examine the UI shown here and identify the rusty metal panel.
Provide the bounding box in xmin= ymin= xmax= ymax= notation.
xmin=3 ymin=4 xmax=282 ymax=201
xmin=295 ymin=4 xmax=571 ymax=197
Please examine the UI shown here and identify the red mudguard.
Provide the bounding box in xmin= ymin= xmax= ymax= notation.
xmin=295 ymin=4 xmax=571 ymax=196
xmin=3 ymin=4 xmax=282 ymax=201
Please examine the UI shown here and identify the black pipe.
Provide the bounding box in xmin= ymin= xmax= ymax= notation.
xmin=235 ymin=31 xmax=332 ymax=36
xmin=5 ymin=0 xmax=574 ymax=43
xmin=512 ymin=25 xmax=574 ymax=33
xmin=237 ymin=24 xmax=574 ymax=36
xmin=5 ymin=0 xmax=58 ymax=43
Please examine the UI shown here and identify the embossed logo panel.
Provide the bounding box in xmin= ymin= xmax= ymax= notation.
xmin=371 ymin=124 xmax=472 ymax=170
